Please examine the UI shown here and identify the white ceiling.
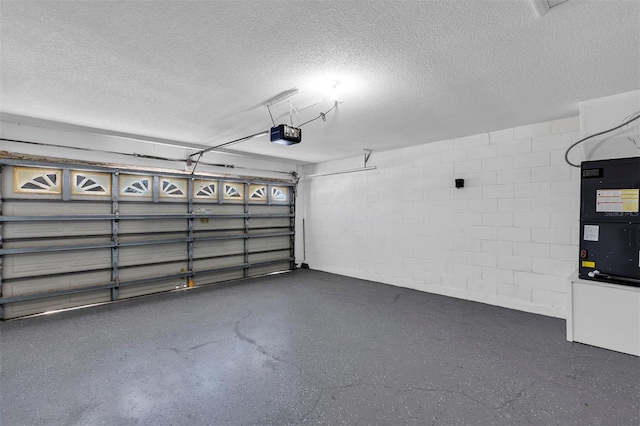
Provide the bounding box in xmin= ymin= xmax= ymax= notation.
xmin=1 ymin=1 xmax=638 ymax=165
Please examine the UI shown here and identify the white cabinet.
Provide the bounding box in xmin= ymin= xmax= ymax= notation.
xmin=567 ymin=273 xmax=640 ymax=356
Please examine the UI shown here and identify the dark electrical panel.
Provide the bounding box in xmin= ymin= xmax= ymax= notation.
xmin=579 ymin=156 xmax=640 ymax=287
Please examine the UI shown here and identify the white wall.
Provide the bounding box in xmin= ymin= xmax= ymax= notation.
xmin=0 ymin=121 xmax=298 ymax=180
xmin=578 ymin=89 xmax=640 ymax=162
xmin=298 ymin=117 xmax=583 ymax=318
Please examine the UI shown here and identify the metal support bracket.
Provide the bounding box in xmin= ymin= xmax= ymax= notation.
xmin=290 ymin=184 xmax=296 ymax=270
xmin=111 ymin=172 xmax=119 ymax=301
xmin=0 ymin=165 xmax=3 ymax=318
xmin=62 ymin=169 xmax=71 ymax=201
xmin=153 ymin=175 xmax=159 ymax=203
xmin=364 ymin=149 xmax=373 ymax=168
xmin=243 ymin=183 xmax=249 ymax=279
xmin=187 ymin=178 xmax=194 ymax=282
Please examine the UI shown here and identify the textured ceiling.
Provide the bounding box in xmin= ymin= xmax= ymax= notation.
xmin=1 ymin=0 xmax=638 ymax=164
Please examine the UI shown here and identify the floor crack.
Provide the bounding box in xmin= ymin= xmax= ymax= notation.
xmin=187 ymin=336 xmax=234 ymax=351
xmin=300 ymin=388 xmax=324 ymax=422
xmin=300 ymin=382 xmax=499 ymax=422
xmin=494 ymin=381 xmax=539 ymax=410
xmin=399 ymin=386 xmax=489 ymax=407
xmin=300 ymin=383 xmax=400 ymax=422
xmin=159 ymin=337 xmax=233 ymax=354
xmin=234 ymin=310 xmax=305 ymax=377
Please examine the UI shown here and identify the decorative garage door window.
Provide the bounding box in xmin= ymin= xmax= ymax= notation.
xmin=14 ymin=167 xmax=61 ymax=194
xmin=160 ymin=178 xmax=187 ymax=198
xmin=271 ymin=186 xmax=289 ymax=203
xmin=194 ymin=180 xmax=218 ymax=199
xmin=119 ymin=174 xmax=152 ymax=197
xmin=249 ymin=184 xmax=267 ymax=202
xmin=71 ymin=171 xmax=111 ymax=196
xmin=223 ymin=181 xmax=244 ymax=201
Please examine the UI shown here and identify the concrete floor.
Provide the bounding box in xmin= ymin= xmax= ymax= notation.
xmin=1 ymin=269 xmax=638 ymax=425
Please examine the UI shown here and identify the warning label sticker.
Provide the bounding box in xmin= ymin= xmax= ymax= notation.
xmin=596 ymin=189 xmax=639 ymax=213
xmin=584 ymin=224 xmax=599 ymax=242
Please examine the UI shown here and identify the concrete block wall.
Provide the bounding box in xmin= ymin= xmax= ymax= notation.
xmin=298 ymin=116 xmax=582 ymax=318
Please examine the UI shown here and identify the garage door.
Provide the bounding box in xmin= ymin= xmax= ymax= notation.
xmin=0 ymin=160 xmax=295 ymax=319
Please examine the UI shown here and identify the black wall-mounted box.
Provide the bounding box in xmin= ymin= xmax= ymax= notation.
xmin=579 ymin=156 xmax=640 ymax=286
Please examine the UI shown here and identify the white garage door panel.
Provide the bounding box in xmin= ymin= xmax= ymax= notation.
xmin=248 ymin=262 xmax=291 ymax=277
xmin=193 ymin=218 xmax=244 ymax=231
xmin=249 ymin=205 xmax=291 ymax=214
xmin=249 ymin=218 xmax=290 ymax=229
xmin=193 ymin=255 xmax=245 ymax=271
xmin=195 ymin=269 xmax=245 ymax=286
xmin=2 ymin=270 xmax=111 ymax=297
xmin=117 ymin=279 xmax=179 ymax=299
xmin=119 ymin=219 xmax=187 ymax=234
xmin=193 ymin=240 xmax=244 ymax=258
xmin=119 ymin=262 xmax=188 ymax=281
xmin=3 ymin=236 xmax=110 ymax=249
xmin=195 ymin=204 xmax=245 ymax=213
xmin=118 ymin=233 xmax=187 ymax=244
xmin=3 ymin=221 xmax=110 ymax=239
xmin=3 ymin=250 xmax=111 ymax=279
xmin=2 ymin=290 xmax=111 ymax=320
xmin=3 ymin=221 xmax=66 ymax=240
xmin=119 ymin=203 xmax=187 ymax=215
xmin=251 ymin=228 xmax=291 ymax=236
xmin=118 ymin=245 xmax=186 ymax=267
xmin=192 ymin=231 xmax=245 ymax=241
xmin=2 ymin=201 xmax=110 ymax=216
xmin=248 ymin=250 xmax=291 ymax=263
xmin=249 ymin=236 xmax=291 ymax=252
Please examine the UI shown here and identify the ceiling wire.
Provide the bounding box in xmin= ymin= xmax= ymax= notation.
xmin=266 ymin=104 xmax=276 ymax=127
xmin=264 ymin=87 xmax=299 ymax=127
xmin=288 ymin=101 xmax=299 ymax=126
xmin=298 ymin=101 xmax=339 ymax=127
xmin=564 ymin=111 xmax=640 ymax=168
xmin=189 ymin=92 xmax=340 ymax=173
xmin=189 ymin=129 xmax=268 ymax=175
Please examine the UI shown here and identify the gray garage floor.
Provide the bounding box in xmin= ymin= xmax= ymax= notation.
xmin=1 ymin=269 xmax=638 ymax=425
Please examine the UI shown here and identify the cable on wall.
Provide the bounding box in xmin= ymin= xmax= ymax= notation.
xmin=564 ymin=111 xmax=640 ymax=168
xmin=623 ymin=111 xmax=640 ymax=149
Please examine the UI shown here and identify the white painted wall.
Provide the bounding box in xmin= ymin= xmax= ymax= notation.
xmin=298 ymin=117 xmax=582 ymax=318
xmin=578 ymin=89 xmax=640 ymax=162
xmin=0 ymin=121 xmax=298 ymax=180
